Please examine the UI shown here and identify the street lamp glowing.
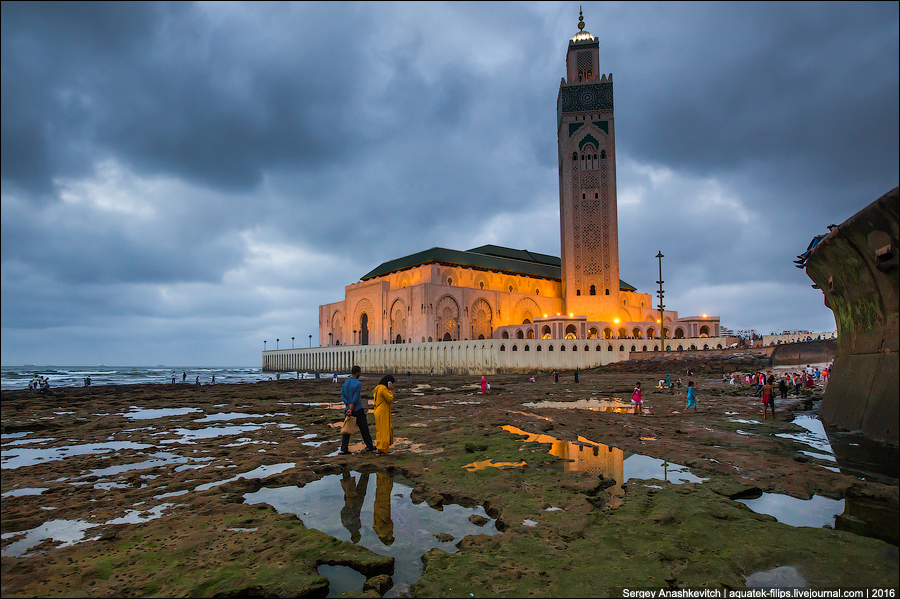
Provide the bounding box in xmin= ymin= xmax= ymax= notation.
xmin=657 ymin=319 xmax=661 ymax=323
xmin=702 ymin=314 xmax=708 ymax=318
xmin=614 ymin=318 xmax=620 ymax=324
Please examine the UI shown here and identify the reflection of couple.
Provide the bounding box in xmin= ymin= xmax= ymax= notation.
xmin=339 ymin=471 xmax=394 ymax=545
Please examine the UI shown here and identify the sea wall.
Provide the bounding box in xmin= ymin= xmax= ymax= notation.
xmin=769 ymin=339 xmax=836 ymax=367
xmin=805 ymin=187 xmax=899 ymax=444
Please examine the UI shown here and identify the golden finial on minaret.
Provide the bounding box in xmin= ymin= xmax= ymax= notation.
xmin=578 ymin=6 xmax=585 ymax=31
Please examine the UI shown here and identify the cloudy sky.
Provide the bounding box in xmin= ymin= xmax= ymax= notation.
xmin=2 ymin=1 xmax=898 ymax=367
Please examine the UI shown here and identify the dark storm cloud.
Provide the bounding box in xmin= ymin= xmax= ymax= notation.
xmin=1 ymin=2 xmax=371 ymax=196
xmin=1 ymin=1 xmax=897 ymax=366
xmin=608 ymin=2 xmax=899 ymax=204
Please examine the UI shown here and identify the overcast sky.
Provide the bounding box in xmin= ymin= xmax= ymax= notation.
xmin=2 ymin=1 xmax=898 ymax=367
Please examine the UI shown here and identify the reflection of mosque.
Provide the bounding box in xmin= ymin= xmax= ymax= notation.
xmin=502 ymin=426 xmax=626 ymax=505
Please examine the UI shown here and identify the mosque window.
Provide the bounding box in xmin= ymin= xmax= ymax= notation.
xmin=582 ymin=193 xmax=586 ymax=199
xmin=509 ymin=285 xmax=513 ymax=293
xmin=595 ymin=192 xmax=598 ymax=198
xmin=576 ymin=290 xmax=581 ymax=296
xmin=535 ymin=289 xmax=540 ymax=295
xmin=601 ymin=150 xmax=606 ymax=159
xmin=447 ymin=278 xmax=452 ymax=285
xmin=605 ymin=289 xmax=610 ymax=295
xmin=479 ymin=282 xmax=484 ymax=289
xmin=590 ymin=285 xmax=596 ymax=295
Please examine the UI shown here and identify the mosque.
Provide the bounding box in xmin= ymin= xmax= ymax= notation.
xmin=264 ymin=12 xmax=722 ymax=375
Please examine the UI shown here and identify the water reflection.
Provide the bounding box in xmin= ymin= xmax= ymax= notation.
xmin=243 ymin=469 xmax=499 ymax=597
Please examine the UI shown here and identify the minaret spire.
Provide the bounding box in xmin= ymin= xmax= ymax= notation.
xmin=578 ymin=6 xmax=585 ymax=31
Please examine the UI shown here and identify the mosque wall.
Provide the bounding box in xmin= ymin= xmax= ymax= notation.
xmin=264 ymin=338 xmax=634 ymax=376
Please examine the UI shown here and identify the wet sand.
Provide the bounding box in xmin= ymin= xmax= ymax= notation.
xmin=1 ymin=370 xmax=897 ymax=597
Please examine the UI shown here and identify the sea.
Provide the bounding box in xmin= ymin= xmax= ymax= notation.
xmin=0 ymin=365 xmax=297 ymax=391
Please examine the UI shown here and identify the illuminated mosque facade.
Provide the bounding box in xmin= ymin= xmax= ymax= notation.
xmin=264 ymin=12 xmax=722 ymax=374
xmin=317 ymin=12 xmax=719 ymax=349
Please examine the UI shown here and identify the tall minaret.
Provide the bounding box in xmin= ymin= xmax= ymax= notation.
xmin=557 ymin=9 xmax=620 ymax=321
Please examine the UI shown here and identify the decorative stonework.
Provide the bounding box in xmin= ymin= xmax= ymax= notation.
xmin=560 ymin=82 xmax=613 ymax=113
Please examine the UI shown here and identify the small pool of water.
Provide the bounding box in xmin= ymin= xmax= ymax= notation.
xmin=736 ymin=493 xmax=844 ymax=528
xmin=244 ymin=469 xmax=500 ymax=597
xmin=121 ymin=407 xmax=202 ymax=420
xmin=2 ymin=441 xmax=155 ymax=470
xmin=490 ymin=426 xmax=706 ymax=485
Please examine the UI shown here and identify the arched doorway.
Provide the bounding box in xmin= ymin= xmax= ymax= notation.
xmin=360 ymin=314 xmax=369 ymax=345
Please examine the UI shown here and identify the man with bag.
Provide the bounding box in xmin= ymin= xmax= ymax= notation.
xmin=339 ymin=365 xmax=376 ymax=455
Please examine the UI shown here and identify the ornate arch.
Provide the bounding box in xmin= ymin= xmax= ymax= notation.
xmin=435 ymin=295 xmax=460 ymax=341
xmin=471 ymin=298 xmax=493 ymax=340
xmin=390 ymin=298 xmax=408 ymax=344
xmin=353 ymin=298 xmax=374 ymax=345
xmin=330 ymin=310 xmax=343 ymax=345
xmin=513 ymin=297 xmax=541 ymax=325
xmin=440 ymin=268 xmax=456 ymax=287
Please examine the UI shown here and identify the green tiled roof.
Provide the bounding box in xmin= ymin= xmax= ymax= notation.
xmin=360 ymin=245 xmax=637 ymax=292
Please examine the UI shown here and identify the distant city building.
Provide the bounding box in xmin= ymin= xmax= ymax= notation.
xmin=317 ymin=11 xmax=720 ymax=349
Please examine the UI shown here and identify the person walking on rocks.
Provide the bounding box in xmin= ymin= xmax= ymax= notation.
xmin=480 ymin=375 xmax=488 ymax=394
xmin=685 ymin=381 xmax=698 ymax=413
xmin=631 ymin=382 xmax=643 ymax=414
xmin=339 ymin=365 xmax=375 ymax=455
xmin=761 ymin=379 xmax=776 ymax=419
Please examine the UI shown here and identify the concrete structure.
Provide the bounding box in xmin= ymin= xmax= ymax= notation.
xmin=804 ymin=186 xmax=899 ymax=444
xmin=265 ymin=11 xmax=721 ymax=375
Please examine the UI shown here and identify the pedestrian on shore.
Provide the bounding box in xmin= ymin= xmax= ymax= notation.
xmin=338 ymin=365 xmax=375 ymax=455
xmin=631 ymin=382 xmax=643 ymax=414
xmin=480 ymin=375 xmax=487 ymax=394
xmin=373 ymin=375 xmax=395 ymax=456
xmin=685 ymin=381 xmax=697 ymax=413
xmin=182 ymin=371 xmax=186 ymax=382
xmin=762 ymin=380 xmax=776 ymax=419
xmin=553 ymin=370 xmax=559 ymax=384
xmin=778 ymin=376 xmax=788 ymax=400
xmin=332 ymin=372 xmax=338 ymax=383
xmin=406 ymin=372 xmax=411 ymax=386
xmin=172 ymin=373 xmax=176 ymax=384
xmin=211 ymin=375 xmax=215 ymax=384
xmin=574 ymin=369 xmax=579 ymax=383
xmin=195 ymin=376 xmax=200 ymax=387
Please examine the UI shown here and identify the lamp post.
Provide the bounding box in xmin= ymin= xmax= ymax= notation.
xmin=264 ymin=340 xmax=267 ymax=351
xmin=292 ymin=337 xmax=295 ymax=349
xmin=276 ymin=338 xmax=279 ymax=350
xmin=309 ymin=334 xmax=312 ymax=347
xmin=656 ymin=251 xmax=665 ymax=351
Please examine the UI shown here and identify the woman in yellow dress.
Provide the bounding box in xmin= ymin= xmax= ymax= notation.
xmin=373 ymin=374 xmax=395 ymax=456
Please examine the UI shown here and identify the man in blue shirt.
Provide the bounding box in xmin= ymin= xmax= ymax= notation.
xmin=339 ymin=365 xmax=375 ymax=455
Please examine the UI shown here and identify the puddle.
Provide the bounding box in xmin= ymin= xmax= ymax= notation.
xmin=2 ymin=441 xmax=155 ymax=469
xmin=87 ymin=452 xmax=212 ymax=477
xmin=745 ymin=565 xmax=807 ymax=588
xmin=1 ymin=487 xmax=49 ymax=498
xmin=523 ymin=399 xmax=639 ymax=414
xmin=498 ymin=425 xmax=705 ymax=484
xmin=194 ymin=413 xmax=268 ymax=422
xmin=157 ymin=424 xmax=271 ymax=444
xmin=1 ymin=519 xmax=98 ymax=557
xmin=318 ymin=564 xmax=366 ymax=597
xmin=244 ymin=469 xmax=500 ymax=597
xmin=194 ymin=462 xmax=295 ymax=491
xmin=776 ymin=415 xmax=834 ymax=456
xmin=122 ymin=407 xmax=202 ymax=420
xmin=736 ymin=493 xmax=844 ymax=528
xmin=463 ymin=459 xmax=528 ymax=471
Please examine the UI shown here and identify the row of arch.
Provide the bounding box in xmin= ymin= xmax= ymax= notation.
xmin=264 ymin=339 xmax=730 ymax=376
xmin=500 ymin=324 xmax=711 ymax=340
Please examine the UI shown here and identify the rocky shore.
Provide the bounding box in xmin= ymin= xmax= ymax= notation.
xmin=1 ymin=365 xmax=897 ymax=597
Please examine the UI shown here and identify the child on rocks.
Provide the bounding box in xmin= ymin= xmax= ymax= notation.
xmin=686 ymin=381 xmax=698 ymax=413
